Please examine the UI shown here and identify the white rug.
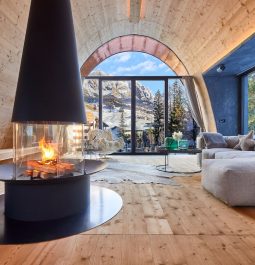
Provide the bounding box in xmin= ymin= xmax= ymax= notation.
xmin=90 ymin=155 xmax=200 ymax=185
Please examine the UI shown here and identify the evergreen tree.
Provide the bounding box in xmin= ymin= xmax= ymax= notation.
xmin=119 ymin=109 xmax=127 ymax=139
xmin=153 ymin=90 xmax=164 ymax=145
xmin=168 ymin=81 xmax=189 ymax=135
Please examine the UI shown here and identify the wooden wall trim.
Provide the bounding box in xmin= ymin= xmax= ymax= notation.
xmin=80 ymin=35 xmax=188 ymax=77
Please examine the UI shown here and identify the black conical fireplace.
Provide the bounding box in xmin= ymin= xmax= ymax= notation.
xmin=0 ymin=0 xmax=123 ymax=243
xmin=5 ymin=0 xmax=89 ymax=221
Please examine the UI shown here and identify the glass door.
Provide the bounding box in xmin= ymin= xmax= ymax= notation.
xmin=83 ymin=78 xmax=99 ymax=129
xmin=102 ymin=80 xmax=132 ymax=152
xmin=168 ymin=79 xmax=197 ymax=147
xmin=83 ymin=76 xmax=196 ymax=154
xmin=135 ymin=80 xmax=165 ymax=152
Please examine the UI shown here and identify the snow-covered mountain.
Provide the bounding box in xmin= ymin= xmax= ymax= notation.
xmin=82 ymin=70 xmax=157 ymax=130
xmin=83 ymin=70 xmax=154 ymax=105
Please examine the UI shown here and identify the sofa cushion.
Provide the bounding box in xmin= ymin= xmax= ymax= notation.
xmin=202 ymin=133 xmax=227 ymax=149
xmin=202 ymin=148 xmax=237 ymax=160
xmin=240 ymin=138 xmax=255 ymax=151
xmin=215 ymin=151 xmax=255 ymax=159
xmin=202 ymin=158 xmax=255 ymax=206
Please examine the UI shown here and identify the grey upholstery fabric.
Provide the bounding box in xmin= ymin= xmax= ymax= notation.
xmin=215 ymin=151 xmax=255 ymax=159
xmin=202 ymin=158 xmax=255 ymax=206
xmin=197 ymin=135 xmax=239 ymax=149
xmin=202 ymin=148 xmax=237 ymax=160
xmin=240 ymin=138 xmax=255 ymax=151
xmin=197 ymin=133 xmax=255 ymax=166
xmin=200 ymin=132 xmax=255 ymax=206
xmin=196 ymin=134 xmax=206 ymax=150
xmin=202 ymin=133 xmax=227 ymax=149
xmin=224 ymin=136 xmax=239 ymax=148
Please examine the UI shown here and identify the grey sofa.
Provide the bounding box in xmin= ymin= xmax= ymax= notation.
xmin=198 ymin=133 xmax=255 ymax=206
xmin=196 ymin=134 xmax=255 ymax=165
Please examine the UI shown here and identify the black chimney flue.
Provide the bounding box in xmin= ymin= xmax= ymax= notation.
xmin=12 ymin=0 xmax=86 ymax=123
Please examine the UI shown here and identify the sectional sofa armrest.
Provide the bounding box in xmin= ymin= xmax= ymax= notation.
xmin=196 ymin=134 xmax=206 ymax=149
xmin=196 ymin=134 xmax=205 ymax=168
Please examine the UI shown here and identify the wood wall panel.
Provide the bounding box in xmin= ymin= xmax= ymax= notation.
xmin=0 ymin=0 xmax=255 ymax=147
xmin=0 ymin=0 xmax=30 ymax=148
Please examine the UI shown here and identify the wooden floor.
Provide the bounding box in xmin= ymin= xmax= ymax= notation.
xmin=1 ymin=172 xmax=255 ymax=264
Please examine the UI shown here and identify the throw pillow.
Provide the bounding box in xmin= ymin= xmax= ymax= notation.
xmin=240 ymin=138 xmax=255 ymax=151
xmin=202 ymin=133 xmax=227 ymax=149
xmin=234 ymin=130 xmax=254 ymax=150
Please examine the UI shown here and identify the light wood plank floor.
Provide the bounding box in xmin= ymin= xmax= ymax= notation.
xmin=1 ymin=158 xmax=255 ymax=264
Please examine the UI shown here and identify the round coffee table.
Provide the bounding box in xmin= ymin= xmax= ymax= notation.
xmin=156 ymin=148 xmax=202 ymax=174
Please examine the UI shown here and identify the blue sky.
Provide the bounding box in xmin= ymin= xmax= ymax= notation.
xmin=92 ymin=52 xmax=176 ymax=94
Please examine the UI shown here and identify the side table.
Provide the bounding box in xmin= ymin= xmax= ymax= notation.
xmin=156 ymin=148 xmax=202 ymax=174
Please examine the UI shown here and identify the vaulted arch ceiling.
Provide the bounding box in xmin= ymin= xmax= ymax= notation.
xmin=71 ymin=0 xmax=255 ymax=74
xmin=0 ymin=0 xmax=255 ymax=147
xmin=71 ymin=0 xmax=255 ymax=134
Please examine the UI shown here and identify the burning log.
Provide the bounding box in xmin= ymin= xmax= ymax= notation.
xmin=32 ymin=170 xmax=40 ymax=178
xmin=25 ymin=170 xmax=33 ymax=177
xmin=27 ymin=160 xmax=74 ymax=179
xmin=27 ymin=160 xmax=57 ymax=174
xmin=25 ymin=138 xmax=75 ymax=179
xmin=40 ymin=172 xmax=50 ymax=179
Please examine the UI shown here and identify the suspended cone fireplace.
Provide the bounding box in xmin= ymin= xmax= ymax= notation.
xmin=5 ymin=0 xmax=89 ymax=222
xmin=12 ymin=0 xmax=86 ymax=181
xmin=0 ymin=0 xmax=123 ymax=242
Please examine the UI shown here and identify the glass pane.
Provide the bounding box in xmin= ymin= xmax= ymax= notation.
xmin=168 ymin=79 xmax=197 ymax=147
xmin=13 ymin=123 xmax=85 ymax=180
xmin=102 ymin=80 xmax=131 ymax=152
xmin=83 ymin=79 xmax=99 ymax=129
xmin=248 ymin=71 xmax=255 ymax=131
xmin=136 ymin=80 xmax=165 ymax=152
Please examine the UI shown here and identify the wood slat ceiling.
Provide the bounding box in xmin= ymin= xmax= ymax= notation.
xmin=72 ymin=0 xmax=255 ymax=74
xmin=0 ymin=0 xmax=255 ymax=147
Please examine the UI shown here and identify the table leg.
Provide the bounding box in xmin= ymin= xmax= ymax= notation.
xmin=165 ymin=154 xmax=167 ymax=171
xmin=156 ymin=152 xmax=173 ymax=173
xmin=156 ymin=151 xmax=202 ymax=174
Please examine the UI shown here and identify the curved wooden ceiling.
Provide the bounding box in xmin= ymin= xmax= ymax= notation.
xmin=72 ymin=0 xmax=255 ymax=74
xmin=80 ymin=35 xmax=188 ymax=76
xmin=0 ymin=0 xmax=255 ymax=147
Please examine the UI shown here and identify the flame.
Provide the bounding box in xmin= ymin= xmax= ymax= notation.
xmin=39 ymin=137 xmax=58 ymax=163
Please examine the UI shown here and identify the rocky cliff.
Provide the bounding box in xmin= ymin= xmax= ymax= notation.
xmin=83 ymin=71 xmax=154 ymax=107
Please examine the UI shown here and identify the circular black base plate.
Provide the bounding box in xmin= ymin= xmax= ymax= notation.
xmin=0 ymin=185 xmax=122 ymax=244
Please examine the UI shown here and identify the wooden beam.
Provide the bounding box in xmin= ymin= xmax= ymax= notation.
xmin=128 ymin=0 xmax=142 ymax=23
